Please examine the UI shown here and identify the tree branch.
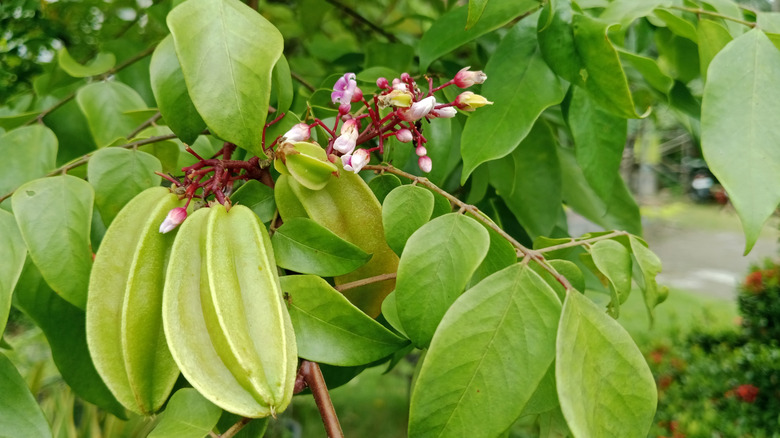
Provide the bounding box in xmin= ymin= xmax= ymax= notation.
xmin=535 ymin=230 xmax=630 ymax=254
xmin=669 ymin=5 xmax=755 ymax=28
xmin=324 ymin=0 xmax=398 ymax=42
xmin=334 ymin=273 xmax=397 ymax=292
xmin=299 ymin=360 xmax=344 ymax=438
xmin=218 ymin=417 xmax=251 ymax=438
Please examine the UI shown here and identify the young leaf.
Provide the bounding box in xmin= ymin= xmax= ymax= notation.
xmin=590 ymin=239 xmax=632 ymax=318
xmin=167 ymin=0 xmax=284 ymax=157
xmin=701 ymin=29 xmax=780 ymax=254
xmin=271 ymin=217 xmax=371 ymax=276
xmin=368 ymin=173 xmax=402 ymax=204
xmin=149 ymin=35 xmax=206 ymax=145
xmin=148 ymin=388 xmax=222 ymax=438
xmin=0 ymin=125 xmax=58 ymax=200
xmin=88 ymin=148 xmax=162 ymax=226
xmin=460 ymin=15 xmax=566 ymax=182
xmin=0 ymin=210 xmax=26 ymax=336
xmin=409 ymin=264 xmax=561 ymax=437
xmin=382 ymin=185 xmax=435 ymax=256
xmin=418 ymin=0 xmax=539 ymax=71
xmin=697 ymin=19 xmax=732 ymax=82
xmin=556 ymin=290 xmax=657 ymax=436
xmin=466 ymin=222 xmax=517 ymax=288
xmin=230 ymin=180 xmax=276 ymax=224
xmin=12 ymin=175 xmax=94 ymax=309
xmin=57 ymin=47 xmax=115 ymax=78
xmin=396 ymin=213 xmax=490 ymax=348
xmin=281 ymin=275 xmax=409 ymax=366
xmin=0 ymin=352 xmax=53 ymax=438
xmin=13 ymin=258 xmax=126 ymax=418
xmin=628 ymin=235 xmax=668 ymax=324
xmin=75 ymin=81 xmax=149 ymax=147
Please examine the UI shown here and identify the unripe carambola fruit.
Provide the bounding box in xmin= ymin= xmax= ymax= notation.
xmin=86 ymin=186 xmax=183 ymax=415
xmin=274 ymin=141 xmax=338 ymax=191
xmin=275 ymin=171 xmax=399 ymax=317
xmin=163 ymin=204 xmax=296 ymax=418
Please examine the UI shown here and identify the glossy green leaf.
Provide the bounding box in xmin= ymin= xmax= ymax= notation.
xmin=531 ymin=259 xmax=586 ymax=302
xmin=230 ymin=179 xmax=276 ymax=224
xmin=12 ymin=176 xmax=93 ymax=309
xmin=380 ymin=291 xmax=408 ymax=338
xmin=271 ymin=217 xmax=371 ymax=276
xmin=701 ymin=29 xmax=780 ymax=253
xmin=590 ymin=239 xmax=632 ymax=318
xmin=599 ymin=0 xmax=671 ymax=28
xmin=409 ymin=264 xmax=561 ymax=437
xmin=0 ymin=125 xmax=58 ymax=199
xmin=653 ymin=9 xmax=698 ymax=42
xmin=466 ymin=0 xmax=490 ymax=29
xmin=467 ymin=222 xmax=517 ymax=288
xmin=0 ymin=352 xmax=52 ymax=438
xmin=0 ymin=211 xmax=26 ymax=336
xmin=368 ymin=174 xmax=402 ymax=204
xmin=281 ymin=275 xmax=409 ymax=366
xmin=382 ymin=185 xmax=435 ymax=256
xmin=148 ymin=388 xmax=222 ymax=438
xmin=76 ymin=82 xmax=149 ymax=147
xmin=88 ymin=148 xmax=162 ymax=226
xmin=168 ymin=0 xmax=284 ymax=157
xmin=655 ymin=28 xmax=700 ymax=82
xmin=13 ymin=258 xmax=126 ymax=418
xmin=538 ymin=0 xmax=581 ymax=84
xmin=566 ymin=86 xmax=627 ymax=201
xmin=617 ymin=49 xmax=674 ymax=94
xmin=488 ymin=121 xmax=562 ymax=238
xmin=272 ymin=55 xmax=294 ymax=115
xmin=396 ymin=213 xmax=490 ymax=348
xmin=460 ymin=16 xmax=565 ymax=182
xmin=628 ymin=235 xmax=668 ymax=324
xmin=58 ymin=47 xmax=115 ymax=78
xmin=697 ymin=19 xmax=733 ymax=82
xmin=418 ymin=0 xmax=539 ymax=71
xmin=424 ymin=115 xmax=462 ymax=187
xmin=520 ymin=364 xmax=558 ymax=417
xmin=149 ymin=35 xmax=206 ymax=145
xmin=556 ymin=290 xmax=657 ymax=436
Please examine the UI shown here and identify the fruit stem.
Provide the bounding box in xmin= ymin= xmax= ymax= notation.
xmin=301 ymin=360 xmax=344 ymax=438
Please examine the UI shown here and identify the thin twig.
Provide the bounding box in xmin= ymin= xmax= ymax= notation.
xmin=335 ymin=273 xmax=397 ymax=292
xmin=291 ymin=70 xmax=316 ymax=92
xmin=669 ymin=5 xmax=755 ymax=28
xmin=536 ymin=230 xmax=630 ymax=254
xmin=300 ymin=360 xmax=344 ymax=438
xmin=219 ymin=417 xmax=252 ymax=438
xmin=362 ymin=164 xmax=573 ymax=290
xmin=127 ymin=111 xmax=162 ymax=139
xmin=324 ymin=0 xmax=398 ymax=42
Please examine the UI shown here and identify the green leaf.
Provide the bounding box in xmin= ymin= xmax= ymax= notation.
xmin=168 ymin=0 xmax=284 ymax=157
xmin=396 ymin=213 xmax=490 ymax=348
xmin=368 ymin=174 xmax=402 ymax=204
xmin=281 ymin=275 xmax=409 ymax=366
xmin=57 ymin=47 xmax=115 ymax=78
xmin=88 ymin=148 xmax=162 ymax=226
xmin=13 ymin=258 xmax=126 ymax=418
xmin=380 ymin=291 xmax=408 ymax=338
xmin=230 ymin=180 xmax=276 ymax=224
xmin=409 ymin=264 xmax=561 ymax=437
xmin=460 ymin=16 xmax=565 ymax=182
xmin=556 ymin=290 xmax=657 ymax=436
xmin=538 ymin=0 xmax=581 ymax=83
xmin=0 ymin=352 xmax=52 ymax=438
xmin=654 ymin=28 xmax=700 ymax=82
xmin=628 ymin=235 xmax=667 ymax=324
xmin=0 ymin=211 xmax=26 ymax=336
xmin=701 ymin=29 xmax=780 ymax=254
xmin=530 ymin=259 xmax=585 ymax=302
xmin=150 ymin=35 xmax=206 ymax=145
xmin=272 ymin=55 xmax=294 ymax=115
xmin=467 ymin=222 xmax=517 ymax=288
xmin=520 ymin=364 xmax=558 ymax=417
xmin=382 ymin=185 xmax=435 ymax=256
xmin=12 ymin=176 xmax=93 ymax=309
xmin=148 ymin=388 xmax=222 ymax=438
xmin=617 ymin=49 xmax=674 ymax=94
xmin=466 ymin=0 xmax=490 ymax=29
xmin=653 ymin=9 xmax=698 ymax=42
xmin=271 ymin=217 xmax=372 ymax=276
xmin=599 ymin=0 xmax=671 ymax=28
xmin=424 ymin=115 xmax=463 ymax=187
xmin=488 ymin=121 xmax=562 ymax=238
xmin=566 ymin=86 xmax=627 ymax=201
xmin=418 ymin=0 xmax=540 ymax=71
xmin=590 ymin=239 xmax=632 ymax=318
xmin=76 ymin=82 xmax=149 ymax=147
xmin=0 ymin=125 xmax=58 ymax=200
xmin=697 ymin=20 xmax=732 ymax=81
xmin=363 ymin=42 xmax=415 ymax=72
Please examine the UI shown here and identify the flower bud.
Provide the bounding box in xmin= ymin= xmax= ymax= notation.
xmin=333 ymin=119 xmax=360 ymax=154
xmin=454 ymin=67 xmax=487 ymax=88
xmin=454 ymin=91 xmax=493 ymax=111
xmin=159 ymin=207 xmax=187 ymax=234
xmin=395 ymin=129 xmax=413 ymax=143
xmin=400 ymin=72 xmax=411 ymax=82
xmin=343 ymin=148 xmax=370 ymax=173
xmin=429 ymin=106 xmax=458 ymax=119
xmin=282 ymin=123 xmax=311 ymax=142
xmin=400 ymin=96 xmax=436 ymax=122
xmin=376 ymin=77 xmax=389 ymax=89
xmin=416 ymin=145 xmax=427 ymax=157
xmin=418 ymin=156 xmax=432 ymax=173
xmin=378 ymin=89 xmax=413 ymax=108
xmin=392 ymin=78 xmax=409 ymax=92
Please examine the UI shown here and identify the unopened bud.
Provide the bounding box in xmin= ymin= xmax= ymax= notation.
xmin=333 ymin=119 xmax=360 ymax=154
xmin=400 ymin=72 xmax=411 ymax=82
xmin=396 ymin=129 xmax=413 ymax=143
xmin=416 ymin=145 xmax=427 ymax=157
xmin=282 ymin=123 xmax=311 ymax=142
xmin=392 ymin=78 xmax=409 ymax=92
xmin=159 ymin=207 xmax=187 ymax=233
xmin=377 ymin=77 xmax=390 ymax=89
xmin=343 ymin=148 xmax=370 ymax=173
xmin=418 ymin=156 xmax=432 ymax=173
xmin=400 ymin=96 xmax=436 ymax=122
xmin=429 ymin=106 xmax=458 ymax=119
xmin=455 ymin=91 xmax=493 ymax=111
xmin=454 ymin=67 xmax=487 ymax=88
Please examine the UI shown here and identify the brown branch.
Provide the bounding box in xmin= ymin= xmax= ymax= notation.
xmin=536 ymin=230 xmax=630 ymax=254
xmin=127 ymin=111 xmax=162 ymax=139
xmin=669 ymin=5 xmax=755 ymax=28
xmin=291 ymin=70 xmax=316 ymax=92
xmin=300 ymin=360 xmax=344 ymax=438
xmin=218 ymin=417 xmax=251 ymax=438
xmin=324 ymin=0 xmax=398 ymax=42
xmin=334 ymin=273 xmax=397 ymax=292
xmin=362 ymin=164 xmax=573 ymax=290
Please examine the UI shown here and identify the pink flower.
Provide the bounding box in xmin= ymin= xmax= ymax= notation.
xmin=333 ymin=119 xmax=360 ymax=155
xmin=454 ymin=67 xmax=487 ymax=88
xmin=343 ymin=149 xmax=370 ymax=173
xmin=418 ymin=156 xmax=432 ymax=173
xmin=735 ymin=384 xmax=759 ymax=403
xmin=400 ymin=96 xmax=436 ymax=121
xmin=429 ymin=106 xmax=458 ymax=119
xmin=395 ymin=129 xmax=413 ymax=143
xmin=331 ymin=73 xmax=362 ymax=108
xmin=159 ymin=207 xmax=187 ymax=234
xmin=282 ymin=123 xmax=310 ymax=142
